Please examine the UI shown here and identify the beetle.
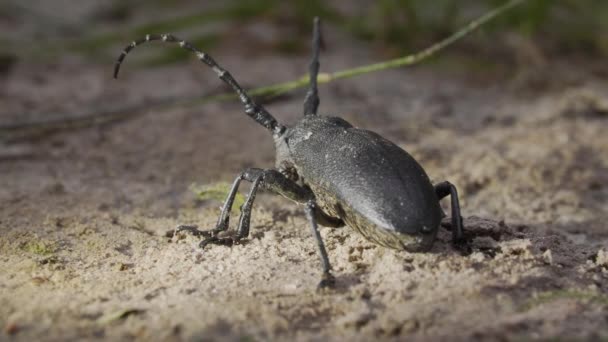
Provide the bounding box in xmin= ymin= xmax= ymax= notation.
xmin=114 ymin=18 xmax=464 ymax=288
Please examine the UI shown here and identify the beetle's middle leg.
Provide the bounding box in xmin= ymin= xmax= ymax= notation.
xmin=434 ymin=181 xmax=464 ymax=243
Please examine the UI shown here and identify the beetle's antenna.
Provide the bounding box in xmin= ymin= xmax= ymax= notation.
xmin=114 ymin=34 xmax=283 ymax=134
xmin=303 ymin=17 xmax=321 ymax=116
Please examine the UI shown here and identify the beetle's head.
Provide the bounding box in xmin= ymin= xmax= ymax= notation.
xmin=272 ymin=127 xmax=292 ymax=168
xmin=374 ymin=222 xmax=439 ymax=252
xmin=394 ymin=224 xmax=438 ymax=252
xmin=413 ymin=224 xmax=439 ymax=252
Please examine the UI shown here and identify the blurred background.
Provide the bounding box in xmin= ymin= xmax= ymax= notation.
xmin=1 ymin=0 xmax=607 ymax=79
xmin=1 ymin=0 xmax=607 ymax=225
xmin=0 ymin=0 xmax=608 ymax=222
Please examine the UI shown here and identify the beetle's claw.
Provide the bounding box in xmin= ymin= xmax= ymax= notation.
xmin=452 ymin=237 xmax=471 ymax=255
xmin=317 ymin=272 xmax=335 ymax=289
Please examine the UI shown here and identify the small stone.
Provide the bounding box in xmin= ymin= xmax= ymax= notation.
xmin=117 ymin=263 xmax=134 ymax=271
xmin=499 ymin=239 xmax=532 ymax=257
xmin=31 ymin=276 xmax=48 ymax=285
xmin=4 ymin=322 xmax=19 ymax=335
xmin=472 ymin=236 xmax=498 ymax=250
xmin=594 ymin=249 xmax=608 ymax=268
xmin=470 ymin=252 xmax=485 ymax=263
xmin=542 ymin=249 xmax=553 ymax=265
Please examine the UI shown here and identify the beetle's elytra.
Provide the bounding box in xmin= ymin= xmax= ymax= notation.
xmin=114 ymin=18 xmax=464 ymax=288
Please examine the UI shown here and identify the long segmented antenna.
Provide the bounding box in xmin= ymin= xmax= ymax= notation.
xmin=114 ymin=34 xmax=283 ymax=134
xmin=303 ymin=17 xmax=321 ymax=116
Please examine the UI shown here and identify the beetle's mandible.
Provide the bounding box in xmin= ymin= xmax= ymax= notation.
xmin=114 ymin=18 xmax=465 ymax=288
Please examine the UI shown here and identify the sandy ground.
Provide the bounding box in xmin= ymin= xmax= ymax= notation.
xmin=1 ymin=3 xmax=608 ymax=341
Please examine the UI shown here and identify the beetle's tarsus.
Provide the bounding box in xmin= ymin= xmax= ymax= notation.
xmin=175 ymin=225 xmax=239 ymax=248
xmin=317 ymin=271 xmax=335 ymax=289
xmin=175 ymin=225 xmax=213 ymax=237
xmin=199 ymin=236 xmax=236 ymax=249
xmin=453 ymin=236 xmax=472 ymax=255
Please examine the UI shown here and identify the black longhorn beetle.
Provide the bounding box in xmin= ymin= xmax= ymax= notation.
xmin=114 ymin=18 xmax=464 ymax=288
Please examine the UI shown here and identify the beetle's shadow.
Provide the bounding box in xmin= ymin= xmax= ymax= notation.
xmin=332 ymin=273 xmax=364 ymax=292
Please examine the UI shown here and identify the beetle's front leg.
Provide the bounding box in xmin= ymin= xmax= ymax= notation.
xmin=198 ymin=173 xmax=264 ymax=248
xmin=201 ymin=168 xmax=317 ymax=248
xmin=178 ymin=168 xmax=314 ymax=247
xmin=175 ymin=168 xmax=265 ymax=243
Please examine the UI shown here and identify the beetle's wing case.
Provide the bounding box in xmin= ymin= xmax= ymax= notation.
xmin=286 ymin=116 xmax=442 ymax=249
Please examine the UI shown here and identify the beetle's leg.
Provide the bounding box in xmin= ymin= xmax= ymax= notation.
xmin=214 ymin=168 xmax=264 ymax=232
xmin=434 ymin=181 xmax=464 ymax=243
xmin=303 ymin=17 xmax=321 ymax=116
xmin=305 ymin=201 xmax=335 ymax=288
xmin=199 ymin=174 xmax=264 ymax=248
xmin=198 ymin=169 xmax=315 ymax=247
xmin=175 ymin=168 xmax=264 ymax=238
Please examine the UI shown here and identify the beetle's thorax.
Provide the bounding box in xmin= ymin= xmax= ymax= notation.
xmin=273 ymin=115 xmax=352 ymax=183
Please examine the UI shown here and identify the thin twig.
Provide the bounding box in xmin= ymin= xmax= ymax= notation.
xmin=201 ymin=0 xmax=527 ymax=102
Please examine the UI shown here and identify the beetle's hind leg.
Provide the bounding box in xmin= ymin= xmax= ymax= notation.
xmin=434 ymin=181 xmax=464 ymax=244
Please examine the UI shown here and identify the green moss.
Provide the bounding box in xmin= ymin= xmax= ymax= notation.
xmin=23 ymin=240 xmax=57 ymax=256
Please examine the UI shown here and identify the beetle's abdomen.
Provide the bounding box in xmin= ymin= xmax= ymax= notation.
xmin=288 ymin=116 xmax=442 ymax=250
xmin=309 ymin=181 xmax=438 ymax=251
